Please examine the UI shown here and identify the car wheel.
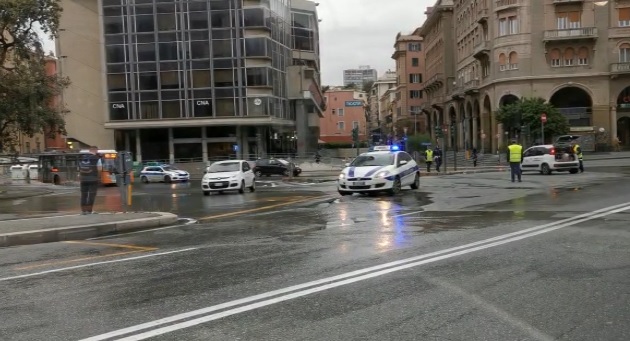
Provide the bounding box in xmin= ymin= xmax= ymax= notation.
xmin=388 ymin=177 xmax=402 ymax=195
xmin=249 ymin=180 xmax=256 ymax=192
xmin=141 ymin=176 xmax=149 ymax=183
xmin=283 ymin=169 xmax=290 ymax=176
xmin=164 ymin=175 xmax=172 ymax=183
xmin=255 ymin=170 xmax=263 ymax=177
xmin=569 ymin=168 xmax=579 ymax=174
xmin=338 ymin=190 xmax=351 ymax=196
xmin=541 ymin=163 xmax=552 ymax=175
xmin=203 ymin=191 xmax=210 ymax=196
xmin=410 ymin=173 xmax=420 ymax=189
xmin=238 ymin=180 xmax=245 ymax=194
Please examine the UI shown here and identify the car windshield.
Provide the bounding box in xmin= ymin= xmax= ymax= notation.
xmin=277 ymin=159 xmax=290 ymax=165
xmin=207 ymin=162 xmax=240 ymax=173
xmin=350 ymin=154 xmax=395 ymax=167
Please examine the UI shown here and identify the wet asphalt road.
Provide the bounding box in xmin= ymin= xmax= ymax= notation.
xmin=1 ymin=166 xmax=630 ymax=340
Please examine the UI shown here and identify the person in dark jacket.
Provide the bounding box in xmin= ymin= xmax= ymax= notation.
xmin=79 ymin=146 xmax=102 ymax=214
xmin=472 ymin=148 xmax=478 ymax=167
xmin=433 ymin=146 xmax=443 ymax=172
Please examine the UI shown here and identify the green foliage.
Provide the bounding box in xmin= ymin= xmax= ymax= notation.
xmin=0 ymin=0 xmax=69 ymax=152
xmin=405 ymin=133 xmax=432 ymax=153
xmin=496 ymin=97 xmax=570 ymax=141
xmin=361 ymin=81 xmax=374 ymax=94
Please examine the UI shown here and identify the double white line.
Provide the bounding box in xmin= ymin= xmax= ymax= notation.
xmin=80 ymin=202 xmax=630 ymax=341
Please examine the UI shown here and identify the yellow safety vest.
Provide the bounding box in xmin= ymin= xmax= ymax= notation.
xmin=573 ymin=144 xmax=583 ymax=160
xmin=426 ymin=149 xmax=434 ymax=162
xmin=508 ymin=144 xmax=523 ymax=162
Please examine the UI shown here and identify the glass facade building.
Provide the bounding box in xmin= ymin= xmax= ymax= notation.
xmin=103 ymin=0 xmax=292 ymax=123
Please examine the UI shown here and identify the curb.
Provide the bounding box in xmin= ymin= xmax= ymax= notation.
xmin=0 ymin=212 xmax=178 ymax=248
xmin=0 ymin=189 xmax=54 ymax=201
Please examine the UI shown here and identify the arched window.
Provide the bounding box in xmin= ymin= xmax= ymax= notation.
xmin=564 ymin=48 xmax=575 ymax=66
xmin=578 ymin=47 xmax=589 ymax=65
xmin=550 ymin=48 xmax=561 ymax=67
xmin=508 ymin=51 xmax=518 ymax=69
xmin=499 ymin=53 xmax=507 ymax=71
xmin=620 ymin=43 xmax=630 ymax=63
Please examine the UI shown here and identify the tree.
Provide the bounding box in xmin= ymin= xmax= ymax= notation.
xmin=0 ymin=0 xmax=69 ymax=152
xmin=343 ymin=83 xmax=357 ymax=90
xmin=496 ymin=97 xmax=569 ymax=143
xmin=361 ymin=80 xmax=374 ymax=94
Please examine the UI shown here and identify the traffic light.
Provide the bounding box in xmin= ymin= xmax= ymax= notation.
xmin=435 ymin=125 xmax=443 ymax=138
xmin=351 ymin=127 xmax=359 ymax=143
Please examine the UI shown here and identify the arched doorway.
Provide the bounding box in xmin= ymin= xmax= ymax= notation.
xmin=473 ymin=100 xmax=481 ymax=149
xmin=499 ymin=94 xmax=519 ymax=107
xmin=483 ymin=95 xmax=492 ymax=151
xmin=616 ymin=87 xmax=630 ymax=148
xmin=618 ymin=117 xmax=630 ymax=148
xmin=549 ymin=86 xmax=592 ymax=126
xmin=449 ymin=106 xmax=456 ymax=149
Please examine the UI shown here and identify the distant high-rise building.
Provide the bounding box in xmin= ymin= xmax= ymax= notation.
xmin=343 ymin=65 xmax=378 ymax=88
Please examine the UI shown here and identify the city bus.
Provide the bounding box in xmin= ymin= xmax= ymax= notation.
xmin=38 ymin=152 xmax=83 ymax=185
xmin=79 ymin=149 xmax=134 ymax=186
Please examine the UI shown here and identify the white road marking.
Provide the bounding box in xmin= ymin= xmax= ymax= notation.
xmin=0 ymin=248 xmax=197 ymax=282
xmin=86 ymin=219 xmax=198 ymax=240
xmin=109 ymin=204 xmax=630 ymax=341
xmin=79 ymin=202 xmax=630 ymax=341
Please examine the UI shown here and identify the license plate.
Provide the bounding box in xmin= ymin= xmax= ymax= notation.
xmin=211 ymin=182 xmax=228 ymax=188
xmin=353 ymin=181 xmax=366 ymax=186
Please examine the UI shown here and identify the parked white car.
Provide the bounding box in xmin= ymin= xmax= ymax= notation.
xmin=202 ymin=160 xmax=256 ymax=195
xmin=139 ymin=165 xmax=190 ymax=183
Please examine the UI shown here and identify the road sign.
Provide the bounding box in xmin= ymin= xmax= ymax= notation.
xmin=541 ymin=113 xmax=547 ymax=123
xmin=481 ymin=133 xmax=486 ymax=139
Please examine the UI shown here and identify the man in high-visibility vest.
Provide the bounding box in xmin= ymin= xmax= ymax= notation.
xmin=425 ymin=146 xmax=434 ymax=172
xmin=507 ymin=139 xmax=523 ymax=183
xmin=573 ymin=142 xmax=584 ymax=173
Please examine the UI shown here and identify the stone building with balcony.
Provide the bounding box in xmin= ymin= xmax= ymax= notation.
xmin=391 ymin=30 xmax=428 ymax=136
xmin=419 ymin=0 xmax=630 ymax=151
xmin=368 ymin=70 xmax=396 ymax=138
xmin=417 ymin=1 xmax=456 ymax=143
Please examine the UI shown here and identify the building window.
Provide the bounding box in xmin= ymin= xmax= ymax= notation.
xmin=557 ymin=11 xmax=581 ymax=29
xmin=246 ymin=67 xmax=270 ymax=86
xmin=563 ymin=48 xmax=575 ymax=66
xmin=577 ymin=47 xmax=589 ymax=65
xmin=550 ymin=48 xmax=561 ymax=67
xmin=620 ymin=43 xmax=630 ymax=62
xmin=619 ymin=7 xmax=630 ymax=26
xmin=508 ymin=16 xmax=518 ymax=34
xmin=408 ymin=43 xmax=421 ymax=51
xmin=352 ymin=121 xmax=359 ymax=130
xmin=338 ymin=108 xmax=344 ymax=116
xmin=498 ymin=53 xmax=507 ymax=71
xmin=498 ymin=18 xmax=508 ymax=36
xmin=412 ymin=58 xmax=419 ymax=67
xmin=409 ymin=74 xmax=422 ymax=83
xmin=410 ymin=90 xmax=422 ymax=99
xmin=337 ymin=121 xmax=345 ymax=131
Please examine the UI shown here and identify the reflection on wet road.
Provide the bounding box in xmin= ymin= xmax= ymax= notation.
xmin=2 ymin=170 xmax=630 ymax=340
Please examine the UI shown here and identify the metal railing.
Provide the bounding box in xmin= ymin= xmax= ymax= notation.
xmin=495 ymin=0 xmax=519 ymax=8
xmin=611 ymin=62 xmax=630 ymax=73
xmin=543 ymin=27 xmax=597 ymax=40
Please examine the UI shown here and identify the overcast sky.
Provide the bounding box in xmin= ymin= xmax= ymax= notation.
xmin=41 ymin=0 xmax=434 ymax=85
xmin=317 ymin=0 xmax=432 ymax=85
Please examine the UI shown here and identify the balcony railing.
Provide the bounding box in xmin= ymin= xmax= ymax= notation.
xmin=557 ymin=107 xmax=592 ymax=120
xmin=421 ymin=73 xmax=444 ymax=91
xmin=477 ymin=8 xmax=488 ymax=22
xmin=495 ymin=0 xmax=519 ymax=9
xmin=543 ymin=27 xmax=597 ymax=41
xmin=464 ymin=79 xmax=480 ymax=93
xmin=553 ymin=0 xmax=583 ymax=3
xmin=610 ymin=62 xmax=630 ymax=73
xmin=473 ymin=41 xmax=490 ymax=59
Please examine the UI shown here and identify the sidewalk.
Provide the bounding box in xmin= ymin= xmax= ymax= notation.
xmin=584 ymin=151 xmax=630 ymax=160
xmin=0 ymin=212 xmax=178 ymax=247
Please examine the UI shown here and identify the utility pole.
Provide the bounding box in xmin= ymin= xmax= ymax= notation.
xmin=352 ymin=127 xmax=359 ymax=156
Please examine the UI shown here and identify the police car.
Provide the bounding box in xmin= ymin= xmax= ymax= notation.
xmin=338 ymin=145 xmax=420 ymax=196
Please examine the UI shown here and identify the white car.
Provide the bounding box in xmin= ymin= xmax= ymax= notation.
xmin=338 ymin=148 xmax=420 ymax=196
xmin=521 ymin=144 xmax=580 ymax=175
xmin=202 ymin=160 xmax=256 ymax=195
xmin=139 ymin=165 xmax=190 ymax=183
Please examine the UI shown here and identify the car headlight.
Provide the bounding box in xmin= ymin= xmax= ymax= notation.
xmin=339 ymin=173 xmax=345 ymax=179
xmin=375 ymin=171 xmax=389 ymax=178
